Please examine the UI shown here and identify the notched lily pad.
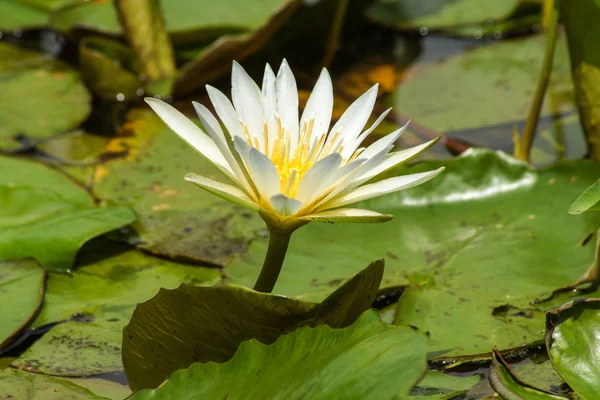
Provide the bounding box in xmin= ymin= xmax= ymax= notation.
xmin=0 ymin=259 xmax=46 ymax=350
xmin=0 ymin=42 xmax=90 ymax=150
xmin=122 ymin=260 xmax=384 ymax=391
xmin=10 ymin=241 xmax=221 ymax=376
xmin=129 ymin=310 xmax=428 ymax=400
xmin=93 ymin=108 xmax=263 ymax=266
xmin=489 ymin=348 xmax=567 ymax=399
xmin=545 ymin=299 xmax=600 ymax=399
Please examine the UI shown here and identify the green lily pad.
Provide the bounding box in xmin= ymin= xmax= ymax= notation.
xmin=0 ymin=42 xmax=90 ymax=150
xmin=545 ymin=299 xmax=600 ymax=399
xmin=227 ymin=149 xmax=600 ymax=357
xmin=410 ymin=371 xmax=479 ymax=399
xmin=0 ymin=0 xmax=46 ymax=30
xmin=10 ymin=241 xmax=221 ymax=376
xmin=130 ymin=310 xmax=428 ymax=400
xmin=366 ymin=0 xmax=537 ymax=32
xmin=569 ymin=179 xmax=600 ymax=215
xmin=92 ymin=108 xmax=263 ymax=266
xmin=0 ymin=259 xmax=45 ymax=350
xmin=79 ymin=36 xmax=141 ymax=101
xmin=489 ymin=348 xmax=567 ymax=399
xmin=0 ymin=369 xmax=120 ymax=400
xmin=123 ymin=260 xmax=383 ymax=391
xmin=393 ymin=33 xmax=574 ymax=136
xmin=51 ymin=0 xmax=290 ymax=46
xmin=0 ymin=156 xmax=136 ymax=271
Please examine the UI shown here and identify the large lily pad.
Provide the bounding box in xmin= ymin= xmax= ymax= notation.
xmin=123 ymin=261 xmax=383 ymax=391
xmin=545 ymin=299 xmax=600 ymax=399
xmin=130 ymin=310 xmax=428 ymax=400
xmin=393 ymin=33 xmax=574 ymax=137
xmin=0 ymin=42 xmax=90 ymax=150
xmin=0 ymin=0 xmax=83 ymax=30
xmin=0 ymin=156 xmax=136 ymax=271
xmin=92 ymin=108 xmax=263 ymax=266
xmin=0 ymin=369 xmax=123 ymax=400
xmin=366 ymin=0 xmax=533 ymax=32
xmin=10 ymin=241 xmax=220 ymax=376
xmin=51 ymin=0 xmax=290 ymax=46
xmin=0 ymin=259 xmax=45 ymax=350
xmin=227 ymin=149 xmax=600 ymax=356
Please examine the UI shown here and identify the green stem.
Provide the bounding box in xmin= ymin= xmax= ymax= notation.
xmin=320 ymin=0 xmax=349 ymax=68
xmin=114 ymin=0 xmax=176 ymax=82
xmin=253 ymin=230 xmax=292 ymax=293
xmin=515 ymin=0 xmax=559 ymax=162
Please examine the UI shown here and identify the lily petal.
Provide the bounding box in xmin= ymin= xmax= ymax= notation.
xmin=300 ymin=208 xmax=393 ymax=223
xmin=144 ymin=98 xmax=235 ymax=181
xmin=358 ymin=121 xmax=409 ymax=160
xmin=342 ymin=108 xmax=392 ymax=159
xmin=327 ymin=84 xmax=378 ymax=147
xmin=193 ymin=101 xmax=256 ymax=198
xmin=231 ymin=61 xmax=265 ymax=147
xmin=206 ymin=85 xmax=244 ymax=138
xmin=270 ymin=193 xmax=302 ymax=216
xmin=295 ymin=153 xmax=342 ymax=205
xmin=276 ymin=60 xmax=299 ymax=151
xmin=323 ymin=167 xmax=445 ymax=209
xmin=262 ymin=64 xmax=278 ymax=155
xmin=353 ymin=138 xmax=440 ymax=185
xmin=247 ymin=147 xmax=281 ymax=200
xmin=185 ymin=173 xmax=259 ymax=211
xmin=300 ymin=68 xmax=333 ymax=141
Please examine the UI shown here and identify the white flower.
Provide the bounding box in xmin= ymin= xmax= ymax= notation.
xmin=145 ymin=60 xmax=443 ymax=231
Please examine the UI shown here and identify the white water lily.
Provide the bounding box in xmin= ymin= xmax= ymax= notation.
xmin=145 ymin=60 xmax=443 ymax=232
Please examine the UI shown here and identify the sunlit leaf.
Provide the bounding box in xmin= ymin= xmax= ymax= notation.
xmin=568 ymin=179 xmax=600 ymax=215
xmin=123 ymin=261 xmax=383 ymax=391
xmin=0 ymin=259 xmax=45 ymax=351
xmin=129 ymin=311 xmax=428 ymax=400
xmin=546 ymin=299 xmax=600 ymax=399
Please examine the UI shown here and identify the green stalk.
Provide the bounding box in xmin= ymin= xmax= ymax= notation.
xmin=114 ymin=0 xmax=176 ymax=82
xmin=320 ymin=0 xmax=349 ymax=68
xmin=514 ymin=0 xmax=559 ymax=162
xmin=253 ymin=230 xmax=293 ymax=293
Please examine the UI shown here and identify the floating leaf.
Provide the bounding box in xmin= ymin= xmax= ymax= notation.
xmin=0 ymin=156 xmax=136 ymax=271
xmin=489 ymin=348 xmax=567 ymax=399
xmin=546 ymin=299 xmax=600 ymax=399
xmin=410 ymin=371 xmax=479 ymax=399
xmin=393 ymin=33 xmax=574 ymax=136
xmin=0 ymin=0 xmax=83 ymax=30
xmin=92 ymin=108 xmax=263 ymax=266
xmin=0 ymin=259 xmax=45 ymax=350
xmin=123 ymin=260 xmax=383 ymax=391
xmin=366 ymin=0 xmax=538 ymax=32
xmin=79 ymin=36 xmax=141 ymax=101
xmin=561 ymin=0 xmax=600 ymax=160
xmin=129 ymin=311 xmax=428 ymax=400
xmin=10 ymin=241 xmax=220 ymax=376
xmin=0 ymin=369 xmax=119 ymax=400
xmin=227 ymin=149 xmax=600 ymax=357
xmin=0 ymin=42 xmax=90 ymax=150
xmin=569 ymin=179 xmax=600 ymax=215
